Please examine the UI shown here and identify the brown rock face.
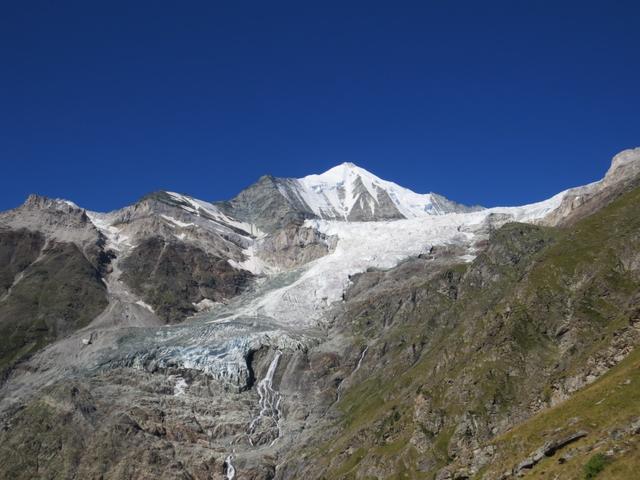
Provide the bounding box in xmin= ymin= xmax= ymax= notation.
xmin=120 ymin=236 xmax=253 ymax=323
xmin=256 ymin=224 xmax=337 ymax=270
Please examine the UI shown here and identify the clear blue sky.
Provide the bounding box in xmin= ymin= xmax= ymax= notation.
xmin=1 ymin=1 xmax=639 ymax=211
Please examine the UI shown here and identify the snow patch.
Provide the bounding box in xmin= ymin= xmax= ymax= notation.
xmin=228 ymin=244 xmax=272 ymax=275
xmin=135 ymin=300 xmax=155 ymax=313
xmin=160 ymin=214 xmax=195 ymax=228
xmin=62 ymin=200 xmax=81 ymax=209
xmin=166 ymin=191 xmax=264 ymax=237
xmin=86 ymin=212 xmax=133 ymax=251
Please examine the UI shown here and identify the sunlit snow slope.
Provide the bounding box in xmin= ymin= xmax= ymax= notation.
xmin=208 ymin=190 xmax=567 ymax=327
xmin=279 ymin=162 xmax=481 ymax=221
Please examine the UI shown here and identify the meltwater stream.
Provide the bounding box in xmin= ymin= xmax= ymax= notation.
xmin=332 ymin=344 xmax=370 ymax=407
xmin=353 ymin=345 xmax=368 ymax=374
xmin=247 ymin=350 xmax=283 ymax=446
xmin=224 ymin=453 xmax=235 ymax=480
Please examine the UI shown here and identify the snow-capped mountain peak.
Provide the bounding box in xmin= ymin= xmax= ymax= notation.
xmin=220 ymin=162 xmax=483 ymax=231
xmin=287 ymin=162 xmax=481 ymax=221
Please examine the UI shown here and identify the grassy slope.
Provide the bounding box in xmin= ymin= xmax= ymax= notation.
xmin=301 ymin=185 xmax=640 ymax=479
xmin=483 ymin=345 xmax=640 ymax=479
xmin=0 ymin=240 xmax=108 ymax=381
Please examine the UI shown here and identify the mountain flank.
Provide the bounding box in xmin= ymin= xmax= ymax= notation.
xmin=0 ymin=148 xmax=639 ymax=479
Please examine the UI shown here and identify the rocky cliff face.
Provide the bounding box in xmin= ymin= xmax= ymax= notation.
xmin=1 ymin=151 xmax=640 ymax=480
xmin=119 ymin=236 xmax=253 ymax=323
xmin=543 ymin=147 xmax=640 ymax=227
xmin=254 ymin=225 xmax=337 ymax=270
xmin=216 ymin=175 xmax=317 ymax=233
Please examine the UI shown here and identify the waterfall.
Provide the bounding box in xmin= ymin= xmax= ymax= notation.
xmin=353 ymin=345 xmax=368 ymax=373
xmin=333 ymin=345 xmax=369 ymax=406
xmin=247 ymin=350 xmax=283 ymax=446
xmin=224 ymin=454 xmax=236 ymax=480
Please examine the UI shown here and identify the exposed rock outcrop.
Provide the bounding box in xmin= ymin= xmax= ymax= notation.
xmin=513 ymin=431 xmax=588 ymax=474
xmin=544 ymin=147 xmax=640 ymax=227
xmin=217 ymin=175 xmax=316 ymax=233
xmin=255 ymin=225 xmax=337 ymax=270
xmin=120 ymin=236 xmax=253 ymax=323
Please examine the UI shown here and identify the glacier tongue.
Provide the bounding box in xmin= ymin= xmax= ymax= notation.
xmin=205 ymin=191 xmax=566 ymax=329
xmin=82 ymin=177 xmax=569 ymax=399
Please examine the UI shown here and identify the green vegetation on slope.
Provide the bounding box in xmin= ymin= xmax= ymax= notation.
xmin=0 ymin=235 xmax=108 ymax=382
xmin=481 ymin=340 xmax=640 ymax=479
xmin=297 ymin=185 xmax=640 ymax=479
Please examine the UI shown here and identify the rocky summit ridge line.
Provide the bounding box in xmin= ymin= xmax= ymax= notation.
xmin=0 ymin=148 xmax=640 ymax=479
xmin=215 ymin=162 xmax=483 ymax=232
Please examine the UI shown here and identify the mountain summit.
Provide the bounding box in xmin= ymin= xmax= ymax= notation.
xmin=219 ymin=162 xmax=481 ymax=231
xmin=294 ymin=162 xmax=481 ymax=219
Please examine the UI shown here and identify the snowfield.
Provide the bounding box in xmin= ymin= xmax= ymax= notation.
xmin=79 ymin=162 xmax=574 ymax=389
xmin=284 ymin=162 xmax=470 ymax=219
xmin=207 ymin=189 xmax=567 ymax=327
